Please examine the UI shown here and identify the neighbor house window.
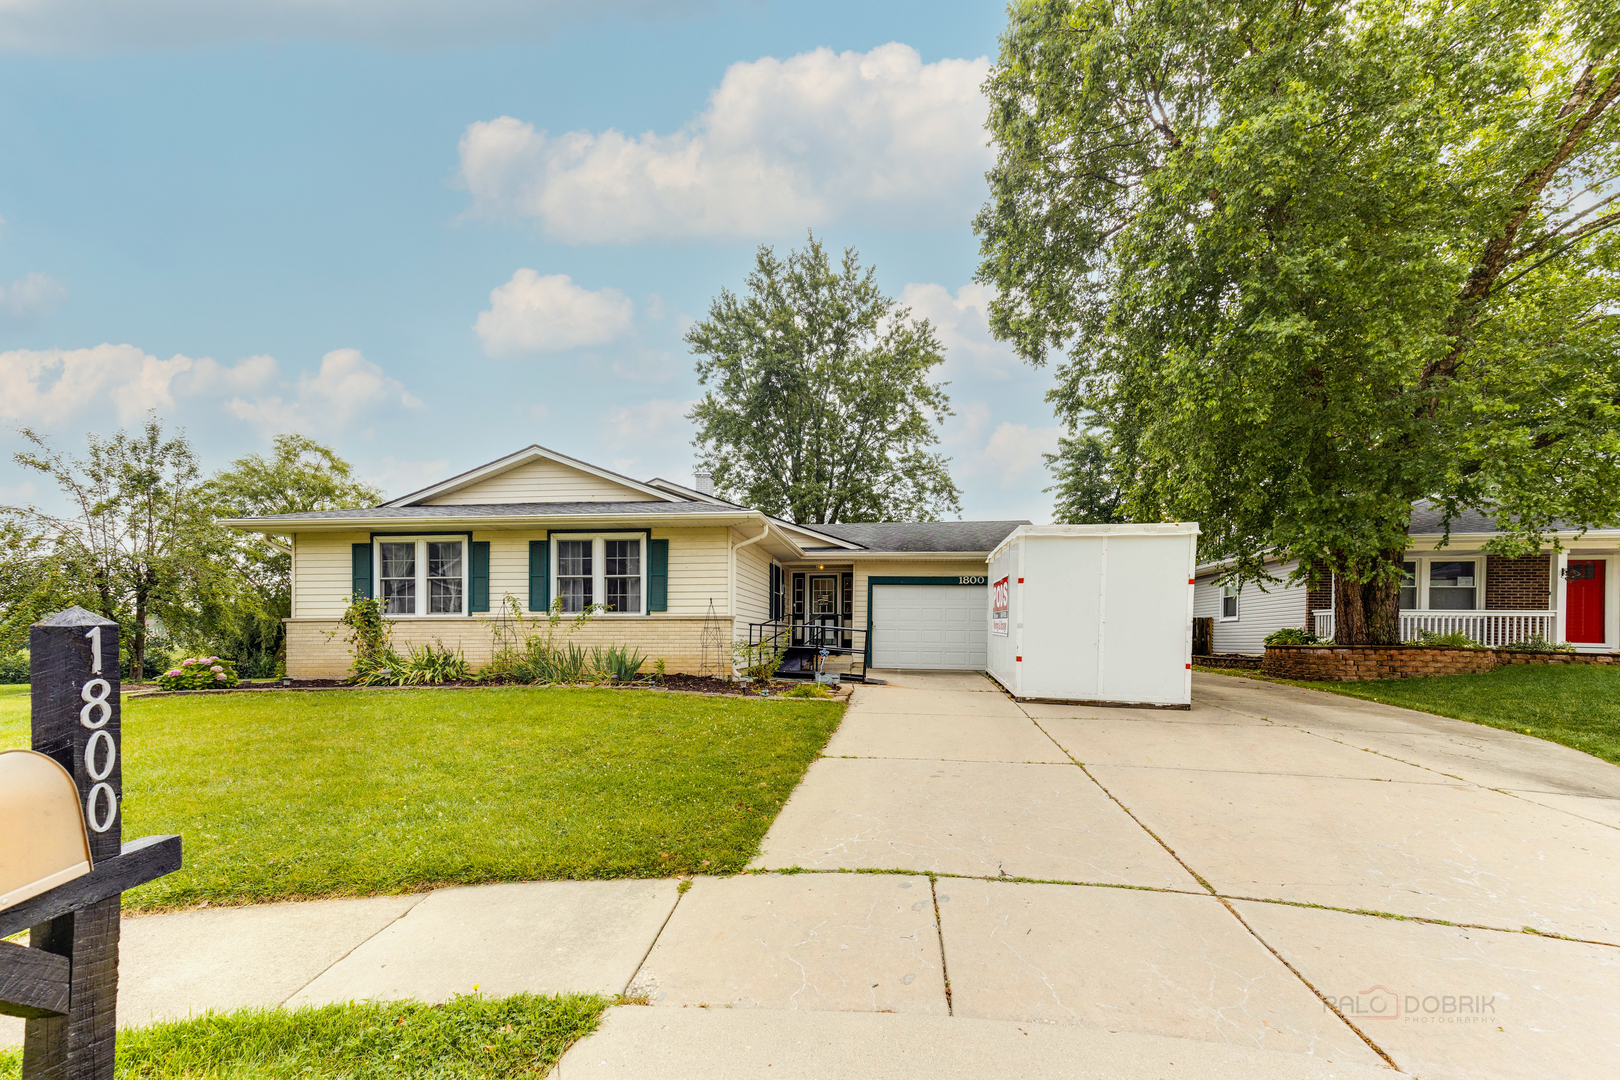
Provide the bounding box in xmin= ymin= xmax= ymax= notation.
xmin=375 ymin=537 xmax=466 ymax=616
xmin=1399 ymin=562 xmax=1418 ymax=610
xmin=552 ymin=535 xmax=645 ymax=615
xmin=1221 ymin=583 xmax=1239 ymax=619
xmin=557 ymin=540 xmax=593 ymax=613
xmin=1428 ymin=560 xmax=1478 ymax=610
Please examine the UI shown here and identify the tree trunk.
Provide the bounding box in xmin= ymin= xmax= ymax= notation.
xmin=132 ymin=594 xmax=147 ymax=684
xmin=1331 ymin=549 xmax=1404 ymax=645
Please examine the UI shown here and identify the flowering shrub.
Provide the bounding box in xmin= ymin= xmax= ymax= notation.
xmin=157 ymin=656 xmax=241 ymax=691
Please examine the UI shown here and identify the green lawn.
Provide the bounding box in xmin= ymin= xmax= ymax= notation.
xmin=0 ymin=993 xmax=606 ymax=1079
xmin=1292 ymin=664 xmax=1620 ymax=766
xmin=0 ymin=686 xmax=843 ymax=911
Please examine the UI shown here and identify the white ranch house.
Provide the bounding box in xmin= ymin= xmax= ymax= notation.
xmin=224 ymin=445 xmax=1027 ymax=680
xmin=1193 ymin=502 xmax=1620 ymax=654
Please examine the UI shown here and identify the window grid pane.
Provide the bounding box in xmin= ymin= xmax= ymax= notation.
xmin=604 ymin=539 xmax=641 ymax=613
xmin=380 ymin=543 xmax=416 ymax=615
xmin=558 ymin=540 xmax=593 ymax=613
xmin=1428 ymin=560 xmax=1477 ymax=610
xmin=1399 ymin=561 xmax=1418 ymax=610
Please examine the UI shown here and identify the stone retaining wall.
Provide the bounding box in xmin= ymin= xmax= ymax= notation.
xmin=1193 ymin=653 xmax=1264 ymax=670
xmin=1264 ymin=644 xmax=1620 ymax=681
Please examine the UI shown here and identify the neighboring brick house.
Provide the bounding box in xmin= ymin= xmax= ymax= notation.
xmin=1194 ymin=502 xmax=1620 ymax=654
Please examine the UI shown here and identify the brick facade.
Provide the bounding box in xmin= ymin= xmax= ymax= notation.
xmin=1263 ymin=643 xmax=1617 ymax=681
xmin=284 ymin=616 xmax=718 ymax=680
xmin=1485 ymin=553 xmax=1552 ymax=610
xmin=1304 ymin=568 xmax=1333 ymax=627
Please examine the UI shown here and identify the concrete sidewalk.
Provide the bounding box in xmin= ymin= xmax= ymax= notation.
xmin=6 ymin=671 xmax=1617 ymax=1079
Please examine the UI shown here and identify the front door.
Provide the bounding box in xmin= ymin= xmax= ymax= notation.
xmin=1567 ymin=560 xmax=1606 ymax=644
xmin=809 ymin=575 xmax=840 ymax=647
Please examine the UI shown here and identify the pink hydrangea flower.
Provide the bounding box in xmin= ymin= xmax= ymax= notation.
xmin=214 ymin=672 xmax=227 ymax=681
xmin=182 ymin=658 xmax=195 ymax=666
xmin=210 ymin=664 xmax=223 ymax=673
xmin=165 ymin=670 xmax=181 ymax=677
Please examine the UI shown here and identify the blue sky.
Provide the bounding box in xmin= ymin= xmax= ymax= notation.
xmin=0 ymin=1 xmax=1064 ymax=520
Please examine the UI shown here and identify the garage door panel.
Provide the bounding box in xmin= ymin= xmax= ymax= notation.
xmin=872 ymin=585 xmax=987 ymax=670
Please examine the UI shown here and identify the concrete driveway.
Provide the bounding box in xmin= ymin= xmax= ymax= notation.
xmin=579 ymin=670 xmax=1620 ymax=1079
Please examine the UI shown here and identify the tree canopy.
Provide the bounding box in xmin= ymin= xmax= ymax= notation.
xmin=686 ymin=234 xmax=962 ymax=524
xmin=978 ymin=0 xmax=1620 ymax=642
xmin=1045 ymin=430 xmax=1124 ymax=523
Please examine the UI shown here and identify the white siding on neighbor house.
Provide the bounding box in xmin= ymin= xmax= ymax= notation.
xmin=423 ymin=458 xmax=663 ymax=504
xmin=1193 ymin=561 xmax=1309 ymax=654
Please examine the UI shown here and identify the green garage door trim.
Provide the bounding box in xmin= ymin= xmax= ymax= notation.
xmin=864 ymin=575 xmax=990 ymax=666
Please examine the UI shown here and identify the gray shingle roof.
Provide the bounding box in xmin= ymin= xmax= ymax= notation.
xmin=234 ymin=501 xmax=741 ymax=523
xmin=805 ymin=521 xmax=1030 ymax=553
xmin=1407 ymin=499 xmax=1599 ymax=535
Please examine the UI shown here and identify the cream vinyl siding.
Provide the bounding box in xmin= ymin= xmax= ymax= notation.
xmin=732 ymin=534 xmax=773 ymax=637
xmin=424 ymin=458 xmax=665 ymax=504
xmin=1193 ymin=561 xmax=1309 ymax=654
xmin=291 ymin=526 xmax=733 ymax=620
xmin=851 ymin=560 xmax=991 ymax=638
xmin=291 ymin=531 xmax=371 ymax=618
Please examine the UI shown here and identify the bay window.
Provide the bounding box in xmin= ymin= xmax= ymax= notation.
xmin=552 ymin=534 xmax=646 ymax=615
xmin=375 ymin=536 xmax=468 ymax=616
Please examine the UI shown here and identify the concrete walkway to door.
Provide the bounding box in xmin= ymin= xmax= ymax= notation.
xmin=569 ymin=670 xmax=1620 ymax=1079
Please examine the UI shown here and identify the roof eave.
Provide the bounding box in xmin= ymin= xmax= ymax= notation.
xmin=218 ymin=509 xmax=770 ymax=534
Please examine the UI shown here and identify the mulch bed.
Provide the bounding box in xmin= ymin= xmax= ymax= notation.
xmin=128 ymin=675 xmax=846 ymax=700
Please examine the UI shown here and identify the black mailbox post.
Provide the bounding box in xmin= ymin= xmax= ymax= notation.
xmin=0 ymin=607 xmax=182 ymax=1079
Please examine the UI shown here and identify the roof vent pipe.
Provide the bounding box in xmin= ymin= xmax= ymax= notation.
xmin=693 ymin=472 xmax=714 ymax=496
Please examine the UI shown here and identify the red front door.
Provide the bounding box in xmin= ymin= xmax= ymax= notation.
xmin=1567 ymin=560 xmax=1606 ymax=644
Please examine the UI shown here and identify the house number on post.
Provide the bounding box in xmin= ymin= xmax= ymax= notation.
xmin=80 ymin=628 xmax=118 ymax=834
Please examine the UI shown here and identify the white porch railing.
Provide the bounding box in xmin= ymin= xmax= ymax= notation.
xmin=1310 ymin=610 xmax=1557 ymax=646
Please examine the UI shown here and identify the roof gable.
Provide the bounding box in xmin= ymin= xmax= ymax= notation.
xmin=387 ymin=446 xmax=680 ymax=507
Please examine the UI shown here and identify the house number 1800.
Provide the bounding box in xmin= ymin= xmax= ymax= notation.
xmin=80 ymin=625 xmax=118 ymax=833
xmin=959 ymin=576 xmax=987 ymax=585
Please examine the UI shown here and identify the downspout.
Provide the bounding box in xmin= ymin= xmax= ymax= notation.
xmin=729 ymin=520 xmax=771 ymax=620
xmin=729 ymin=520 xmax=772 ymax=676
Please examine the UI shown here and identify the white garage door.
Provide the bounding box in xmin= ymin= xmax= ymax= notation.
xmin=871 ymin=585 xmax=988 ymax=670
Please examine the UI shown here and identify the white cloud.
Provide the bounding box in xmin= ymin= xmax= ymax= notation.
xmin=0 ymin=272 xmax=67 ymax=323
xmin=977 ymin=421 xmax=1061 ymax=485
xmin=175 ymin=354 xmax=279 ymax=396
xmin=0 ymin=343 xmax=192 ymax=424
xmin=474 ymin=269 xmax=634 ymax=356
xmin=0 ymin=0 xmax=707 ymax=52
xmin=227 ymin=348 xmax=422 ymax=435
xmin=900 ymin=281 xmax=1018 ymax=379
xmin=458 ymin=43 xmax=993 ymax=242
xmin=364 ymin=456 xmax=452 ymax=500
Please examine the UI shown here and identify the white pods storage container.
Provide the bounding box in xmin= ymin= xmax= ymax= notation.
xmin=985 ymin=523 xmax=1199 ymax=707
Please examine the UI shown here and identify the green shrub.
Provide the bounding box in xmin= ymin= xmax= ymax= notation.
xmin=784 ymin=682 xmax=832 ymax=699
xmin=1265 ymin=627 xmax=1323 ymax=646
xmin=0 ymin=650 xmax=28 ymax=684
xmin=1413 ymin=629 xmax=1485 ymax=648
xmin=157 ymin=656 xmax=242 ymax=691
xmin=731 ymin=640 xmax=786 ymax=683
xmin=1500 ymin=634 xmax=1576 ymax=653
xmin=596 ymin=644 xmax=647 ymax=683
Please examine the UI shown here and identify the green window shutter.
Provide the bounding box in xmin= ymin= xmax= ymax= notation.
xmin=470 ymin=541 xmax=490 ymax=612
xmin=528 ymin=539 xmax=550 ymax=613
xmin=351 ymin=543 xmax=373 ymax=600
xmin=649 ymin=538 xmax=669 ymax=612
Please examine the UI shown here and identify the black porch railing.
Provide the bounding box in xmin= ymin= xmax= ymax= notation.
xmin=747 ymin=619 xmax=868 ymax=682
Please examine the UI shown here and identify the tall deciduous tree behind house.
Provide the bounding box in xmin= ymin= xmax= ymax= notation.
xmin=686 ymin=234 xmax=963 ymax=524
xmin=187 ymin=434 xmax=384 ymax=675
xmin=5 ymin=418 xmax=215 ymax=676
xmin=976 ymin=0 xmax=1620 ymax=644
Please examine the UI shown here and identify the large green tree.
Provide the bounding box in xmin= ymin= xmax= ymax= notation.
xmin=1045 ymin=430 xmax=1124 ymax=523
xmin=188 ymin=434 xmax=384 ymax=675
xmin=5 ymin=418 xmax=216 ymax=675
xmin=977 ymin=0 xmax=1620 ymax=643
xmin=686 ymin=234 xmax=962 ymax=524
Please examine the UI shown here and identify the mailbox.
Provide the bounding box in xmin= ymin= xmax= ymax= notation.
xmin=0 ymin=750 xmax=93 ymax=912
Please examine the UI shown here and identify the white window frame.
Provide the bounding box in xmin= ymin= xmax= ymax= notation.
xmin=373 ymin=535 xmax=470 ymax=618
xmin=1409 ymin=554 xmax=1486 ymax=611
xmin=1220 ymin=582 xmax=1240 ymax=621
xmin=551 ymin=533 xmax=648 ymax=617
